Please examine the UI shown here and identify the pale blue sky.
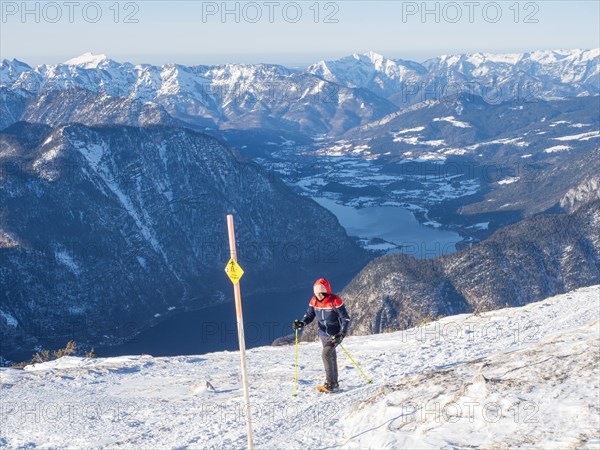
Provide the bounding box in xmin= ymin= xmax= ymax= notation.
xmin=1 ymin=1 xmax=599 ymax=67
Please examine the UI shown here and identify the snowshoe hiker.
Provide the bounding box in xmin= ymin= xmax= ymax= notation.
xmin=293 ymin=278 xmax=351 ymax=393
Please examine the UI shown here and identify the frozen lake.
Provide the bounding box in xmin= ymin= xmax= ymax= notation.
xmin=313 ymin=197 xmax=462 ymax=259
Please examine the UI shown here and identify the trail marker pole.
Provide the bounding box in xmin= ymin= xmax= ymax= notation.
xmin=225 ymin=214 xmax=254 ymax=450
xmin=293 ymin=328 xmax=299 ymax=396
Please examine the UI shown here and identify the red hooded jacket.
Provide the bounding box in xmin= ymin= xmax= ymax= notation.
xmin=302 ymin=278 xmax=351 ymax=337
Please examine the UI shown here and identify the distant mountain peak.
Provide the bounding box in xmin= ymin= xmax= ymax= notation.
xmin=63 ymin=52 xmax=111 ymax=68
xmin=1 ymin=58 xmax=32 ymax=68
xmin=350 ymin=50 xmax=385 ymax=64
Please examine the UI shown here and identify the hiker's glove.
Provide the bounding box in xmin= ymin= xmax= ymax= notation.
xmin=292 ymin=320 xmax=305 ymax=330
xmin=332 ymin=333 xmax=345 ymax=345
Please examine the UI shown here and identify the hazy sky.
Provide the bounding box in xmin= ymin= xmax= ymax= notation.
xmin=1 ymin=1 xmax=599 ymax=67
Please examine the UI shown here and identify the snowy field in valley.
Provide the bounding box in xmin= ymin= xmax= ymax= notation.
xmin=1 ymin=285 xmax=599 ymax=449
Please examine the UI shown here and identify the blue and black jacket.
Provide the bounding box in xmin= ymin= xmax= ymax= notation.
xmin=302 ymin=279 xmax=351 ymax=337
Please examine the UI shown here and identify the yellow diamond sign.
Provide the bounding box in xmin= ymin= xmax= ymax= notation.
xmin=224 ymin=258 xmax=244 ymax=284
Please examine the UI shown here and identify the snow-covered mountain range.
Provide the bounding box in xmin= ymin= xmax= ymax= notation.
xmin=309 ymin=49 xmax=600 ymax=106
xmin=1 ymin=49 xmax=598 ymax=133
xmin=0 ymin=52 xmax=398 ymax=134
xmin=1 ymin=285 xmax=598 ymax=448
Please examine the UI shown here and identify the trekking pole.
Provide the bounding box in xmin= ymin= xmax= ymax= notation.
xmin=293 ymin=328 xmax=299 ymax=396
xmin=339 ymin=343 xmax=372 ymax=384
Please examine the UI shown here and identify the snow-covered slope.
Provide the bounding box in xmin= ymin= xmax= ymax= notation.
xmin=0 ymin=122 xmax=367 ymax=355
xmin=308 ymin=51 xmax=427 ymax=101
xmin=1 ymin=285 xmax=598 ymax=448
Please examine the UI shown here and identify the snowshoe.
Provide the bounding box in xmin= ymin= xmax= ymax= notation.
xmin=317 ymin=381 xmax=338 ymax=393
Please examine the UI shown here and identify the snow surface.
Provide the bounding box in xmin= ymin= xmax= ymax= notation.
xmin=545 ymin=145 xmax=572 ymax=154
xmin=432 ymin=116 xmax=472 ymax=128
xmin=471 ymin=222 xmax=490 ymax=230
xmin=553 ymin=131 xmax=600 ymax=141
xmin=395 ymin=126 xmax=426 ymax=134
xmin=54 ymin=248 xmax=82 ymax=275
xmin=0 ymin=311 xmax=18 ymax=328
xmin=498 ymin=177 xmax=520 ymax=185
xmin=0 ymin=230 xmax=19 ymax=249
xmin=1 ymin=285 xmax=599 ymax=449
xmin=469 ymin=137 xmax=529 ymax=149
xmin=63 ymin=52 xmax=109 ymax=69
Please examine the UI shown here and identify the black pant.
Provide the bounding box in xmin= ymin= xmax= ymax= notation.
xmin=320 ymin=335 xmax=338 ymax=384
